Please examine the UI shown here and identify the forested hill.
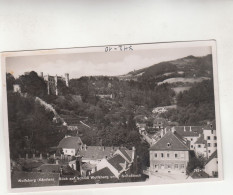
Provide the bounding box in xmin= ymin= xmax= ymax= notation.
xmin=119 ymin=54 xmax=213 ymax=83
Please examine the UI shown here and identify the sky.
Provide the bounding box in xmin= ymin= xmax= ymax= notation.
xmin=6 ymin=46 xmax=212 ymax=79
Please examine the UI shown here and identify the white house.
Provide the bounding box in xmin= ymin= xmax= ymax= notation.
xmin=57 ymin=136 xmax=83 ymax=156
xmin=203 ymin=128 xmax=217 ymax=158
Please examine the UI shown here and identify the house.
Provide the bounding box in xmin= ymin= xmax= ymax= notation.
xmin=78 ymin=146 xmax=119 ymax=165
xmin=194 ymin=134 xmax=208 ymax=158
xmin=149 ymin=131 xmax=190 ymax=174
xmin=204 ymin=150 xmax=218 ymax=177
xmin=153 ymin=118 xmax=167 ymax=129
xmin=137 ymin=123 xmax=146 ymax=134
xmin=96 ymin=154 xmax=130 ymax=178
xmin=84 ymin=146 xmax=136 ymax=178
xmin=168 ymin=126 xmax=203 ymax=150
xmin=57 ymin=136 xmax=83 ymax=156
xmin=203 ymin=125 xmax=217 ymax=158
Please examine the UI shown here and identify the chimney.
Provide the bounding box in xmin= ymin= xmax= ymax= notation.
xmin=190 ymin=126 xmax=192 ymax=132
xmin=184 ymin=126 xmax=186 ymax=132
xmin=56 ymin=160 xmax=59 ymax=165
xmin=102 ymin=146 xmax=105 ymax=151
xmin=33 ymin=154 xmax=35 ymax=159
xmin=53 ymin=154 xmax=56 ymax=159
xmin=26 ymin=153 xmax=28 ymax=159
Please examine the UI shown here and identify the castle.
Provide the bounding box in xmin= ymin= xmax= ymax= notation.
xmin=40 ymin=72 xmax=69 ymax=96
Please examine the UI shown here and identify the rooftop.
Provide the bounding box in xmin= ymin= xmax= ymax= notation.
xmin=195 ymin=134 xmax=207 ymax=146
xmin=34 ymin=164 xmax=61 ymax=173
xmin=205 ymin=150 xmax=218 ymax=165
xmin=91 ymin=167 xmax=115 ymax=177
xmin=79 ymin=146 xmax=118 ymax=160
xmin=150 ymin=131 xmax=190 ymax=151
xmin=107 ymin=154 xmax=127 ymax=172
xmin=57 ymin=136 xmax=83 ymax=150
xmin=167 ymin=126 xmax=203 ymax=137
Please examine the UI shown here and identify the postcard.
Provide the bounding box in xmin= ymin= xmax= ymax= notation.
xmin=1 ymin=41 xmax=223 ymax=192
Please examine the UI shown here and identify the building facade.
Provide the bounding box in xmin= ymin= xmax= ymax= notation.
xmin=150 ymin=131 xmax=190 ymax=174
xmin=42 ymin=73 xmax=69 ymax=95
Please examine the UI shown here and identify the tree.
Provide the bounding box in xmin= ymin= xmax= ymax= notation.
xmin=186 ymin=151 xmax=206 ymax=174
xmin=6 ymin=73 xmax=15 ymax=91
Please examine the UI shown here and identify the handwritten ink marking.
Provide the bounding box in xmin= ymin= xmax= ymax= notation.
xmin=105 ymin=45 xmax=133 ymax=52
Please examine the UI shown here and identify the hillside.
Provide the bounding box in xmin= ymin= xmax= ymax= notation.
xmin=119 ymin=54 xmax=213 ymax=83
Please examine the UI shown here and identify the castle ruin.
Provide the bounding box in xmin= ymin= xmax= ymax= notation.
xmin=41 ymin=72 xmax=69 ymax=96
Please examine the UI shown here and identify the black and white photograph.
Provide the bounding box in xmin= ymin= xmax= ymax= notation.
xmin=1 ymin=41 xmax=223 ymax=191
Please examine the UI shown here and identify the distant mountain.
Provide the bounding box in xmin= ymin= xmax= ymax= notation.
xmin=118 ymin=54 xmax=213 ymax=82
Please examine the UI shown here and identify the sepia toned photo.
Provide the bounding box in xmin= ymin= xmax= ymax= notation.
xmin=1 ymin=41 xmax=223 ymax=191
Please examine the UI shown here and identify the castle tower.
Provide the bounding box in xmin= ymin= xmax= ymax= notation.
xmin=47 ymin=74 xmax=50 ymax=95
xmin=55 ymin=75 xmax=58 ymax=96
xmin=65 ymin=73 xmax=69 ymax=87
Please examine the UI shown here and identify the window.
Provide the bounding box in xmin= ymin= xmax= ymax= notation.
xmin=214 ymin=136 xmax=217 ymax=140
xmin=214 ymin=143 xmax=217 ymax=147
xmin=207 ymin=136 xmax=211 ymax=140
xmin=180 ymin=164 xmax=185 ymax=169
xmin=208 ymin=143 xmax=211 ymax=147
xmin=154 ymin=153 xmax=157 ymax=158
xmin=161 ymin=153 xmax=164 ymax=158
xmin=191 ymin=138 xmax=193 ymax=141
xmin=167 ymin=153 xmax=169 ymax=158
xmin=175 ymin=153 xmax=178 ymax=158
xmin=198 ymin=145 xmax=201 ymax=148
xmin=209 ymin=150 xmax=211 ymax=153
xmin=167 ymin=143 xmax=171 ymax=147
xmin=191 ymin=145 xmax=193 ymax=148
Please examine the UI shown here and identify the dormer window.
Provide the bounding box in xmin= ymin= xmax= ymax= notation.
xmin=167 ymin=143 xmax=171 ymax=147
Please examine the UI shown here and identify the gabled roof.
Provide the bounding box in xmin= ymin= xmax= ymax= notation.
xmin=118 ymin=148 xmax=132 ymax=162
xmin=79 ymin=146 xmax=118 ymax=160
xmin=205 ymin=150 xmax=218 ymax=165
xmin=195 ymin=134 xmax=207 ymax=146
xmin=150 ymin=131 xmax=189 ymax=151
xmin=57 ymin=136 xmax=83 ymax=150
xmin=107 ymin=154 xmax=126 ymax=172
xmin=35 ymin=164 xmax=61 ymax=173
xmin=91 ymin=167 xmax=115 ymax=177
xmin=170 ymin=126 xmax=203 ymax=137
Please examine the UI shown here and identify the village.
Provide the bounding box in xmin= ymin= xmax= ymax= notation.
xmin=8 ymin=55 xmax=218 ymax=188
